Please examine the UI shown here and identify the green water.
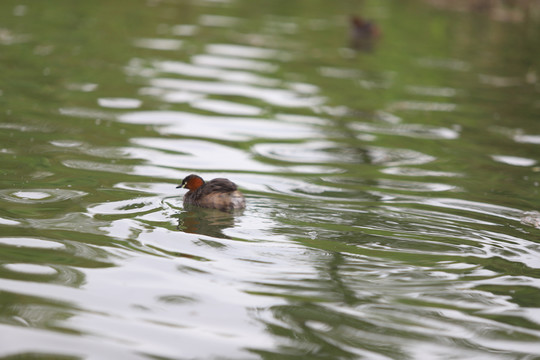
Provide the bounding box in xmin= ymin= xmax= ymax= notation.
xmin=1 ymin=0 xmax=540 ymax=359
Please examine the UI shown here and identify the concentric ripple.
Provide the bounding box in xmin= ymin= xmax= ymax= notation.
xmin=0 ymin=189 xmax=87 ymax=204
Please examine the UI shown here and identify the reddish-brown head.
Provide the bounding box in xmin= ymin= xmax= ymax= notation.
xmin=177 ymin=174 xmax=205 ymax=191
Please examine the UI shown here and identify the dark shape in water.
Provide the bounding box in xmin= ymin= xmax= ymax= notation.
xmin=349 ymin=15 xmax=380 ymax=51
xmin=176 ymin=205 xmax=236 ymax=239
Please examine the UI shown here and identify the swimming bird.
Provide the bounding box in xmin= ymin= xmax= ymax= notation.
xmin=349 ymin=15 xmax=380 ymax=51
xmin=176 ymin=174 xmax=245 ymax=211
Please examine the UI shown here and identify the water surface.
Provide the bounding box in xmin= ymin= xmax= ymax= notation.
xmin=1 ymin=0 xmax=540 ymax=359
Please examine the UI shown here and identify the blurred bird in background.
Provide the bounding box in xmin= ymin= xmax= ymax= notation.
xmin=349 ymin=15 xmax=380 ymax=51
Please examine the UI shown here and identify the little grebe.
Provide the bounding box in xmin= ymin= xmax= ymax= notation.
xmin=176 ymin=174 xmax=246 ymax=211
xmin=349 ymin=16 xmax=380 ymax=50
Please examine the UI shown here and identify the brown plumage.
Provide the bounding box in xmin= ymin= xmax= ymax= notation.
xmin=176 ymin=174 xmax=246 ymax=211
xmin=349 ymin=16 xmax=380 ymax=51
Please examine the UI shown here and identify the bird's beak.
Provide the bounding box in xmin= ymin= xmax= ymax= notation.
xmin=176 ymin=184 xmax=183 ymax=189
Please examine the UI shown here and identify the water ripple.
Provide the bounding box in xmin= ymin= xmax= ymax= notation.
xmin=381 ymin=167 xmax=462 ymax=177
xmin=416 ymin=57 xmax=471 ymax=71
xmin=170 ymin=24 xmax=197 ymax=36
xmin=62 ymin=159 xmax=134 ymax=175
xmin=0 ymin=217 xmax=20 ymax=226
xmin=206 ymin=43 xmax=288 ymax=60
xmin=387 ymin=101 xmax=457 ymax=112
xmin=132 ymin=139 xmax=274 ymax=172
xmin=383 ymin=195 xmax=522 ymax=221
xmin=405 ymin=85 xmax=458 ymax=97
xmin=2 ymin=263 xmax=58 ymax=276
xmin=0 ymin=189 xmax=87 ymax=204
xmin=149 ymin=78 xmax=325 ymax=108
xmin=190 ymin=98 xmax=263 ymax=116
xmin=376 ymin=179 xmax=456 ymax=192
xmin=199 ymin=14 xmax=241 ymax=28
xmin=88 ymin=197 xmax=162 ymax=216
xmin=118 ymin=111 xmax=320 ymax=141
xmin=3 ymin=1 xmax=540 ymax=358
xmin=146 ymin=59 xmax=280 ymax=86
xmin=192 ymin=54 xmax=278 ymax=73
xmin=492 ymin=155 xmax=537 ymax=167
xmin=367 ymin=146 xmax=435 ymax=166
xmin=514 ymin=134 xmax=540 ymax=144
xmin=97 ymin=97 xmax=142 ymax=109
xmin=0 ymin=237 xmax=65 ymax=250
xmin=521 ymin=211 xmax=540 ymax=229
xmin=254 ymin=141 xmax=355 ymax=164
xmin=351 ymin=122 xmax=459 ymax=139
xmin=132 ymin=38 xmax=183 ymax=51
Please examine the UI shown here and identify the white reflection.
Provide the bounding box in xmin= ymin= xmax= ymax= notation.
xmin=133 ymin=38 xmax=183 ymax=51
xmin=170 ymin=25 xmax=198 ymax=36
xmin=416 ymin=57 xmax=470 ymax=71
xmin=50 ymin=140 xmax=83 ymax=148
xmin=405 ymin=85 xmax=457 ymax=97
xmin=276 ymin=113 xmax=328 ymax=125
xmin=149 ymin=78 xmax=325 ymax=108
xmin=151 ymin=60 xmax=280 ymax=86
xmin=288 ymin=82 xmax=319 ymax=94
xmin=375 ymin=111 xmax=402 ymax=124
xmin=192 ymin=55 xmax=277 ymax=73
xmin=199 ymin=14 xmax=240 ymax=27
xmin=0 ymin=237 xmax=65 ymax=249
xmin=387 ymin=101 xmax=457 ymax=112
xmin=404 ymin=197 xmax=521 ymax=221
xmin=3 ymin=263 xmax=58 ymax=275
xmin=66 ymin=83 xmax=98 ymax=92
xmin=0 ymin=28 xmax=31 ymax=45
xmin=253 ymin=141 xmax=351 ymax=164
xmin=0 ymin=189 xmax=87 ymax=204
xmin=62 ymin=159 xmax=134 ymax=174
xmin=206 ymin=44 xmax=285 ymax=60
xmin=98 ymin=97 xmax=142 ymax=109
xmin=377 ymin=179 xmax=456 ymax=192
xmin=139 ymin=87 xmax=204 ymax=103
xmin=130 ymin=138 xmax=275 ymax=172
xmin=12 ymin=191 xmax=50 ymax=200
xmin=479 ymin=74 xmax=522 ymax=87
xmin=191 ymin=99 xmax=262 ymax=116
xmin=514 ymin=134 xmax=540 ymax=144
xmin=368 ymin=147 xmax=435 ymax=166
xmin=59 ymin=107 xmax=115 ymax=120
xmin=319 ymin=66 xmax=362 ymax=78
xmin=492 ymin=155 xmax=537 ymax=167
xmin=0 ymin=217 xmax=20 ymax=225
xmin=381 ymin=167 xmax=462 ymax=177
xmin=118 ymin=111 xmax=319 ymax=141
xmin=115 ymin=182 xmax=179 ymax=195
xmin=350 ymin=122 xmax=459 ymax=139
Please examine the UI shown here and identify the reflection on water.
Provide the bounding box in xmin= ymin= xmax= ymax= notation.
xmin=119 ymin=111 xmax=320 ymax=141
xmin=1 ymin=0 xmax=540 ymax=359
xmin=176 ymin=206 xmax=240 ymax=238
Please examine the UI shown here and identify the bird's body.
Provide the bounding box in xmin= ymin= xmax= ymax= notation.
xmin=350 ymin=16 xmax=380 ymax=50
xmin=177 ymin=174 xmax=245 ymax=211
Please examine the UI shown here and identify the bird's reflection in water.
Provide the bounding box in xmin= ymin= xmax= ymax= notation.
xmin=176 ymin=204 xmax=242 ymax=239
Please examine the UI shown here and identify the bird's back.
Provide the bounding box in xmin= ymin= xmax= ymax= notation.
xmin=184 ymin=178 xmax=245 ymax=211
